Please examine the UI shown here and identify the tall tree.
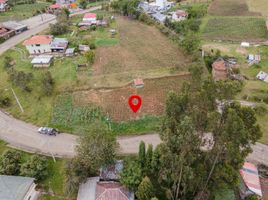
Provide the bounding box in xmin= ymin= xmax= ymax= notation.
xmin=136 ymin=176 xmax=155 ymax=200
xmin=120 ymin=160 xmax=143 ymax=191
xmin=145 ymin=144 xmax=153 ymax=175
xmin=139 ymin=141 xmax=146 ymax=171
xmin=76 ymin=122 xmax=117 ymax=178
xmin=159 ymin=116 xmax=202 ymax=200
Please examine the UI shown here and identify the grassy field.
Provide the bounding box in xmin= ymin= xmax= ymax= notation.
xmin=0 ymin=2 xmax=49 ymax=22
xmin=0 ymin=141 xmax=69 ymax=200
xmin=90 ymin=16 xmax=191 ymax=87
xmin=201 ymin=16 xmax=268 ymax=42
xmin=208 ymin=0 xmax=260 ymax=16
xmin=247 ymin=0 xmax=268 ymax=17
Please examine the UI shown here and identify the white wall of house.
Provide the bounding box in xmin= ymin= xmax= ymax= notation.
xmin=23 ymin=183 xmax=39 ymax=200
xmin=25 ymin=44 xmax=51 ymax=54
xmin=82 ymin=18 xmax=97 ymax=24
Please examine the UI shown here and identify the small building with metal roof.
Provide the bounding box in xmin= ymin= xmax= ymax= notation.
xmin=31 ymin=55 xmax=53 ymax=68
xmin=0 ymin=175 xmax=39 ymax=200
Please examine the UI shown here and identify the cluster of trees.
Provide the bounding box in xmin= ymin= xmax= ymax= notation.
xmin=110 ymin=0 xmax=140 ymax=17
xmin=50 ymin=8 xmax=70 ymax=35
xmin=65 ymin=122 xmax=117 ymax=195
xmin=0 ymin=150 xmax=48 ymax=181
xmin=119 ymin=66 xmax=261 ymax=199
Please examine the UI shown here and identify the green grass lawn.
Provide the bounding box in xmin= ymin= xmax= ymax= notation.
xmin=202 ymin=16 xmax=268 ymax=42
xmin=0 ymin=2 xmax=49 ymax=22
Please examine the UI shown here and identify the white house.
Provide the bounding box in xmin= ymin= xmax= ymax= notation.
xmin=83 ymin=13 xmax=97 ymax=24
xmin=0 ymin=0 xmax=8 ymax=12
xmin=0 ymin=175 xmax=39 ymax=200
xmin=23 ymin=35 xmax=53 ymax=55
xmin=256 ymin=71 xmax=268 ymax=83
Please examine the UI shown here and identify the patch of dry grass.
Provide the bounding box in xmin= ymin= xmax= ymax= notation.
xmin=208 ymin=0 xmax=261 ymax=16
xmin=247 ymin=0 xmax=268 ymax=17
xmin=92 ymin=17 xmax=190 ymax=78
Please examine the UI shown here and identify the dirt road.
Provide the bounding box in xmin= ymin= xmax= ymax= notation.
xmin=0 ymin=110 xmax=267 ymax=165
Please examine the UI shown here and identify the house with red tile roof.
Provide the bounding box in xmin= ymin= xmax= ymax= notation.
xmin=0 ymin=0 xmax=8 ymax=12
xmin=239 ymin=162 xmax=263 ymax=199
xmin=83 ymin=13 xmax=97 ymax=24
xmin=212 ymin=58 xmax=229 ymax=81
xmin=23 ymin=35 xmax=53 ymax=55
xmin=172 ymin=10 xmax=188 ymax=22
xmin=96 ymin=182 xmax=134 ymax=200
xmin=48 ymin=3 xmax=61 ymax=13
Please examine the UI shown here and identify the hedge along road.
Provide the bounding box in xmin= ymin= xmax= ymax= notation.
xmin=0 ymin=110 xmax=267 ymax=165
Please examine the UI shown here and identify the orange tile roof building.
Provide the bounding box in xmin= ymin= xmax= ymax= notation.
xmin=23 ymin=35 xmax=53 ymax=55
xmin=212 ymin=58 xmax=229 ymax=81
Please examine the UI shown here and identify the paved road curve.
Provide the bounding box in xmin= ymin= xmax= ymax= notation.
xmin=0 ymin=110 xmax=267 ymax=165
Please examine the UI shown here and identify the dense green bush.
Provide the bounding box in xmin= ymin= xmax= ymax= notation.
xmin=0 ymin=150 xmax=22 ymax=175
xmin=20 ymin=155 xmax=48 ymax=181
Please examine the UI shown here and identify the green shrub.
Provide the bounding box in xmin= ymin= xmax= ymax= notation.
xmin=254 ymin=104 xmax=267 ymax=116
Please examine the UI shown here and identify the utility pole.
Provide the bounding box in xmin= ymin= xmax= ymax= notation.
xmin=11 ymin=88 xmax=24 ymax=113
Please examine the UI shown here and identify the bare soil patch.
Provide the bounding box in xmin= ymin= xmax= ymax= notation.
xmin=208 ymin=0 xmax=261 ymax=16
xmin=72 ymin=74 xmax=189 ymax=121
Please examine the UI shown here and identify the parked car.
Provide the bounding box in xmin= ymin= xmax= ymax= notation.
xmin=38 ymin=127 xmax=59 ymax=136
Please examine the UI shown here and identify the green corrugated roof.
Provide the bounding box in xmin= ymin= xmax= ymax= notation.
xmin=0 ymin=175 xmax=35 ymax=200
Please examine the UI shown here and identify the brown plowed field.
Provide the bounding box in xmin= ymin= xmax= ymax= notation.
xmin=72 ymin=74 xmax=189 ymax=121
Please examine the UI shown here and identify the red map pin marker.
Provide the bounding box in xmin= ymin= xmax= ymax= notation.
xmin=128 ymin=95 xmax=142 ymax=113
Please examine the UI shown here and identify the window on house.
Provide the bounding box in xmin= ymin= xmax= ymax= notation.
xmin=36 ymin=44 xmax=40 ymax=47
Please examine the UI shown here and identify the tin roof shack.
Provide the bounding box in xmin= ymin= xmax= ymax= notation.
xmin=2 ymin=21 xmax=27 ymax=34
xmin=0 ymin=175 xmax=39 ymax=200
xmin=51 ymin=38 xmax=68 ymax=53
xmin=0 ymin=26 xmax=15 ymax=40
xmin=31 ymin=55 xmax=53 ymax=68
xmin=239 ymin=162 xmax=263 ymax=199
xmin=212 ymin=58 xmax=229 ymax=81
xmin=247 ymin=54 xmax=261 ymax=65
xmin=65 ymin=48 xmax=75 ymax=56
xmin=256 ymin=71 xmax=268 ymax=83
xmin=79 ymin=44 xmax=90 ymax=53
